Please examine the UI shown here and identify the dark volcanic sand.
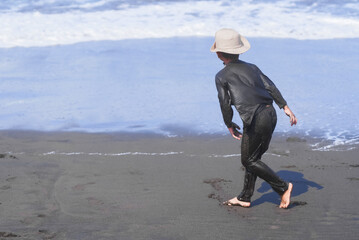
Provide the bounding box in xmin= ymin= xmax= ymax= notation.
xmin=0 ymin=131 xmax=358 ymax=239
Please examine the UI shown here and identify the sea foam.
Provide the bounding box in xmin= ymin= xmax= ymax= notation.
xmin=0 ymin=0 xmax=359 ymax=47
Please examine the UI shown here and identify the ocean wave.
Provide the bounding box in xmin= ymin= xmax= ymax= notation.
xmin=42 ymin=151 xmax=184 ymax=156
xmin=0 ymin=0 xmax=358 ymax=47
xmin=310 ymin=133 xmax=359 ymax=151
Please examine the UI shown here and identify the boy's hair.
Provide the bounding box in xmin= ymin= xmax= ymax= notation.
xmin=220 ymin=52 xmax=239 ymax=61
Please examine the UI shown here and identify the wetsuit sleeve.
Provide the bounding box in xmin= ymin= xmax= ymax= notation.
xmin=215 ymin=76 xmax=234 ymax=128
xmin=259 ymin=70 xmax=287 ymax=109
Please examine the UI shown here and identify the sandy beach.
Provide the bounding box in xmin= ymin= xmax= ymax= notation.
xmin=0 ymin=0 xmax=358 ymax=239
xmin=0 ymin=130 xmax=357 ymax=239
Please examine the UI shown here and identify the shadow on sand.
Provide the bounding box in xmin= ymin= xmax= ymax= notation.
xmin=251 ymin=170 xmax=323 ymax=208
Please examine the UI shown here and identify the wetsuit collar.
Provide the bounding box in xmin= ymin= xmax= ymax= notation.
xmin=223 ymin=59 xmax=241 ymax=65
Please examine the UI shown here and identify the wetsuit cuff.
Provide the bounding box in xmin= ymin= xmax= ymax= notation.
xmin=279 ymin=102 xmax=287 ymax=109
xmin=226 ymin=122 xmax=234 ymax=128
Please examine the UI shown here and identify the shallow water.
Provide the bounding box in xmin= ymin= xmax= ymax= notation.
xmin=0 ymin=37 xmax=358 ymax=151
xmin=0 ymin=0 xmax=358 ymax=151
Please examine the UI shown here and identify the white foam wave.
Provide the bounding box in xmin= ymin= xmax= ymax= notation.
xmin=42 ymin=151 xmax=183 ymax=156
xmin=1 ymin=0 xmax=358 ymax=47
xmin=311 ymin=138 xmax=359 ymax=151
xmin=309 ymin=130 xmax=359 ymax=151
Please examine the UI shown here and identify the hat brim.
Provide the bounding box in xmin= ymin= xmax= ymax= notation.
xmin=210 ymin=35 xmax=250 ymax=54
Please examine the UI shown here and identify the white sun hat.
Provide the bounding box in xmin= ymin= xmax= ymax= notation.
xmin=210 ymin=28 xmax=250 ymax=54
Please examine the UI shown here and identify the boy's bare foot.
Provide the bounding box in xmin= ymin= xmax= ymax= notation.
xmin=279 ymin=183 xmax=293 ymax=209
xmin=223 ymin=197 xmax=250 ymax=207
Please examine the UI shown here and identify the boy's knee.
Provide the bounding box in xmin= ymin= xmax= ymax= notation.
xmin=242 ymin=159 xmax=255 ymax=170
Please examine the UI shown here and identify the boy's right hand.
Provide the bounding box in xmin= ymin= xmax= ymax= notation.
xmin=228 ymin=122 xmax=242 ymax=140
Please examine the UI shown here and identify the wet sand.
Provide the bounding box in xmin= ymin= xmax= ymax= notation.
xmin=0 ymin=130 xmax=358 ymax=239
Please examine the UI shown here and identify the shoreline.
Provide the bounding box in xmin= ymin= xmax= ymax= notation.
xmin=0 ymin=130 xmax=358 ymax=239
xmin=1 ymin=129 xmax=357 ymax=152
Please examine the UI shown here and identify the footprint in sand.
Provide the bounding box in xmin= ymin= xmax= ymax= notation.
xmin=0 ymin=154 xmax=17 ymax=159
xmin=71 ymin=182 xmax=96 ymax=191
xmin=86 ymin=197 xmax=104 ymax=206
xmin=0 ymin=185 xmax=11 ymax=190
xmin=0 ymin=232 xmax=20 ymax=237
xmin=203 ymin=178 xmax=232 ymax=203
xmin=5 ymin=176 xmax=16 ymax=182
xmin=38 ymin=229 xmax=57 ymax=239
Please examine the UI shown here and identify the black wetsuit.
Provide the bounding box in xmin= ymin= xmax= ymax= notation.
xmin=215 ymin=59 xmax=288 ymax=202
